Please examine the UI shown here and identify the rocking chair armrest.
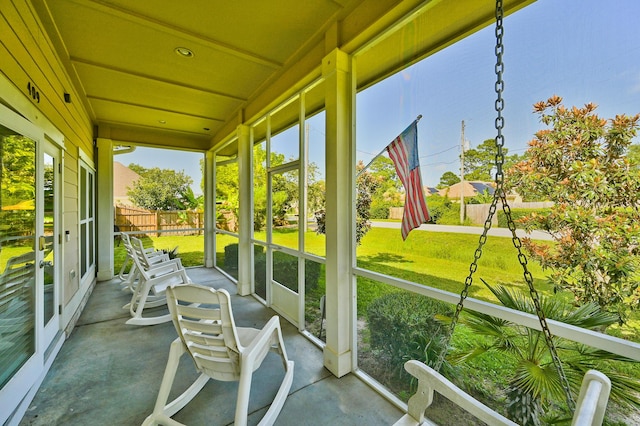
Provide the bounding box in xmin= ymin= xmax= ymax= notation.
xmin=571 ymin=370 xmax=611 ymax=426
xmin=241 ymin=316 xmax=284 ymax=368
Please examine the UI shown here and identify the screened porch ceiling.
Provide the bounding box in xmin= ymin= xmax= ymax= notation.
xmin=32 ymin=0 xmax=534 ymax=156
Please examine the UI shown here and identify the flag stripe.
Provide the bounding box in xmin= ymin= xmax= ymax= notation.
xmin=385 ymin=120 xmax=430 ymax=240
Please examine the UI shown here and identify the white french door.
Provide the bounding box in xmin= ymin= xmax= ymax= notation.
xmin=0 ymin=102 xmax=62 ymax=423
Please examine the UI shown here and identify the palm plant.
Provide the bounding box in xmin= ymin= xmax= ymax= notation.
xmin=452 ymin=279 xmax=639 ymax=425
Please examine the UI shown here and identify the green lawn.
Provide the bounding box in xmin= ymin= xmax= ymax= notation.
xmin=113 ymin=229 xmax=638 ymax=341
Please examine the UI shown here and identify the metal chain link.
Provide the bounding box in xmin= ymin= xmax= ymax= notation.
xmin=434 ymin=0 xmax=575 ymax=412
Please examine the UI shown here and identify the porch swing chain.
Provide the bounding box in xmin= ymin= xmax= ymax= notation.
xmin=433 ymin=0 xmax=576 ymax=411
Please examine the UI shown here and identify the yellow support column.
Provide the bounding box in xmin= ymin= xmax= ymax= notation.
xmin=323 ymin=48 xmax=354 ymax=377
xmin=237 ymin=124 xmax=253 ymax=296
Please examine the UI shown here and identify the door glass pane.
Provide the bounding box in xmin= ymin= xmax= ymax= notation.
xmin=43 ymin=153 xmax=55 ymax=326
xmin=88 ymin=220 xmax=94 ymax=267
xmin=80 ymin=164 xmax=95 ymax=280
xmin=304 ymin=258 xmax=325 ymax=340
xmin=253 ymin=243 xmax=266 ymax=299
xmin=80 ymin=170 xmax=86 ymax=220
xmin=272 ymin=250 xmax=298 ymax=293
xmin=88 ymin=172 xmax=93 ymax=217
xmin=253 ymin=141 xmax=267 ymax=241
xmin=216 ymin=234 xmax=238 ymax=280
xmin=81 ymin=223 xmax=87 ymax=276
xmin=305 ymin=111 xmax=326 ymax=256
xmin=0 ymin=126 xmax=36 ymax=388
xmin=271 ymin=170 xmax=298 ymax=249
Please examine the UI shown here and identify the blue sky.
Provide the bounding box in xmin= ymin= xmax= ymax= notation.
xmin=117 ymin=0 xmax=640 ymax=191
xmin=356 ymin=0 xmax=640 ymax=186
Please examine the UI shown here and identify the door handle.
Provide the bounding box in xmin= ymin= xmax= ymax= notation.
xmin=39 ymin=260 xmax=53 ymax=269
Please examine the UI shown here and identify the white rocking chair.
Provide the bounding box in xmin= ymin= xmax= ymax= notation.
xmin=394 ymin=360 xmax=611 ymax=426
xmin=124 ymin=243 xmax=190 ymax=326
xmin=142 ymin=283 xmax=294 ymax=426
xmin=118 ymin=233 xmax=168 ymax=292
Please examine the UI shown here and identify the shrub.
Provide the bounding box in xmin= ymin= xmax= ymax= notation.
xmin=223 ymin=243 xmax=238 ymax=271
xmin=253 ymin=249 xmax=320 ymax=295
xmin=370 ymin=200 xmax=392 ymax=219
xmin=224 ymin=243 xmax=264 ymax=271
xmin=367 ymin=290 xmax=453 ymax=376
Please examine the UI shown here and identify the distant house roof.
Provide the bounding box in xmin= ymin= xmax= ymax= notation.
xmin=113 ymin=162 xmax=141 ymax=204
xmin=424 ymin=186 xmax=439 ymax=196
xmin=438 ymin=181 xmax=495 ymax=198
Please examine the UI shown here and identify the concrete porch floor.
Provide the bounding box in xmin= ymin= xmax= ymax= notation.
xmin=18 ymin=267 xmax=403 ymax=425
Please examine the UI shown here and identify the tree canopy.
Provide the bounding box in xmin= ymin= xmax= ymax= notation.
xmin=436 ymin=171 xmax=460 ymax=189
xmin=508 ymin=96 xmax=640 ymax=319
xmin=127 ymin=165 xmax=199 ymax=210
xmin=463 ymin=139 xmax=506 ymax=181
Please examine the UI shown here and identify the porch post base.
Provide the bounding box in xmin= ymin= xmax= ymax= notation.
xmin=323 ymin=346 xmax=352 ymax=378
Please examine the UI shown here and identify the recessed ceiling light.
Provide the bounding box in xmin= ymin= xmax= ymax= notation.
xmin=175 ymin=47 xmax=194 ymax=58
xmin=159 ymin=120 xmax=166 ymax=124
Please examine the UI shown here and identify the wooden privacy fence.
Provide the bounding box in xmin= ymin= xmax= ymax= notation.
xmin=389 ymin=202 xmax=554 ymax=225
xmin=115 ymin=205 xmax=204 ymax=236
xmin=465 ymin=201 xmax=554 ymax=226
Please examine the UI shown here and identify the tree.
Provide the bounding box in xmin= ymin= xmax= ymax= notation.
xmin=507 ymin=96 xmax=640 ymax=320
xmin=314 ymin=161 xmax=378 ymax=245
xmin=463 ymin=138 xmax=509 ymax=181
xmin=127 ymin=165 xmax=197 ymax=210
xmin=306 ymin=162 xmax=326 ymax=219
xmin=213 ymin=145 xmax=322 ymax=232
xmin=369 ymin=156 xmax=402 ymax=218
xmin=354 ymin=162 xmax=379 ymax=243
xmin=436 ymin=171 xmax=460 ymax=189
xmin=627 ymin=144 xmax=640 ymax=168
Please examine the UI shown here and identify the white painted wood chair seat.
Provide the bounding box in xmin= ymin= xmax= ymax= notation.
xmin=142 ymin=284 xmax=294 ymax=426
xmin=394 ymin=360 xmax=611 ymax=426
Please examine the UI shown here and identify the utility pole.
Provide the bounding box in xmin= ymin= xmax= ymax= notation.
xmin=460 ymin=120 xmax=465 ymax=224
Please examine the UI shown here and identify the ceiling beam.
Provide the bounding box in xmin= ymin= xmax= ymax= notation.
xmin=86 ymin=95 xmax=226 ymax=122
xmin=68 ymin=0 xmax=283 ymax=69
xmin=70 ymin=57 xmax=247 ymax=102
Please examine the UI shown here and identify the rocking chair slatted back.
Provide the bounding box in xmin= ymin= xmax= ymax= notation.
xmin=167 ymin=285 xmax=246 ymax=381
xmin=130 ymin=236 xmax=169 ymax=269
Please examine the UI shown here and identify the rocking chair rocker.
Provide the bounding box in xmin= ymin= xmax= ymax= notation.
xmin=142 ymin=283 xmax=294 ymax=426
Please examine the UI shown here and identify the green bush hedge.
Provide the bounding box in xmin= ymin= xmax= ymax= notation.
xmin=497 ymin=208 xmax=551 ymax=228
xmin=370 ymin=202 xmax=391 ymax=220
xmin=253 ymin=248 xmax=321 ymax=295
xmin=367 ymin=290 xmax=452 ymax=374
xmin=223 ymin=243 xmax=264 ymax=271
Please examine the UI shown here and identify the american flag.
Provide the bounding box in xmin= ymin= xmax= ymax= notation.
xmin=386 ymin=120 xmax=430 ymax=240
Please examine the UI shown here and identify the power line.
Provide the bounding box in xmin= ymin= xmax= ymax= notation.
xmin=420 ymin=144 xmax=458 ymax=158
xmin=423 ymin=158 xmax=459 ymax=167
